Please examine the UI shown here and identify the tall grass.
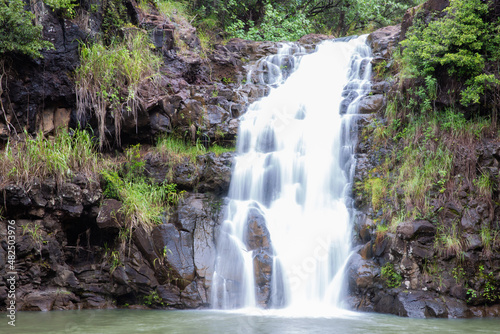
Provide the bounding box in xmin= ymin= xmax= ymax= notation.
xmin=480 ymin=226 xmax=497 ymax=257
xmin=435 ymin=222 xmax=463 ymax=260
xmin=474 ymin=171 xmax=493 ymax=197
xmin=394 ymin=143 xmax=453 ymax=215
xmin=75 ymin=31 xmax=161 ymax=149
xmin=152 ymin=0 xmax=189 ymax=20
xmin=0 ymin=129 xmax=99 ymax=186
xmin=102 ymin=170 xmax=178 ymax=233
xmin=440 ymin=108 xmax=491 ymax=141
xmin=155 ymin=135 xmax=234 ymax=163
xmin=381 ymin=105 xmax=493 ymax=220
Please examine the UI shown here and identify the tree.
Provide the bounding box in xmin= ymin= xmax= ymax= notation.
xmin=0 ymin=0 xmax=53 ymax=58
xmin=191 ymin=0 xmax=421 ymax=38
xmin=401 ymin=0 xmax=500 ymax=107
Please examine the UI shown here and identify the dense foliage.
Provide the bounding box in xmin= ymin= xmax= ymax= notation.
xmin=190 ymin=0 xmax=423 ymax=40
xmin=401 ymin=0 xmax=500 ymax=108
xmin=0 ymin=0 xmax=53 ymax=58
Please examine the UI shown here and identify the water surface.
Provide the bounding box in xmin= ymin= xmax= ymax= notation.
xmin=2 ymin=309 xmax=500 ymax=333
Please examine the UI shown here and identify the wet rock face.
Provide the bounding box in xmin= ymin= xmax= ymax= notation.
xmin=350 ymin=8 xmax=500 ymax=318
xmin=396 ymin=220 xmax=436 ymax=241
xmin=0 ymin=176 xmax=226 ymax=311
xmin=145 ymin=151 xmax=234 ymax=195
xmin=358 ymin=95 xmax=386 ymax=114
xmin=367 ymin=25 xmax=401 ymax=59
xmin=244 ymin=208 xmax=275 ymax=307
xmin=0 ymin=0 xmax=277 ymax=148
xmin=153 ymin=223 xmax=196 ymax=285
xmin=3 ymin=9 xmax=85 ymax=135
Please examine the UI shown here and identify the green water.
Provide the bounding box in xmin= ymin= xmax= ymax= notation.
xmin=1 ymin=309 xmax=500 ymax=334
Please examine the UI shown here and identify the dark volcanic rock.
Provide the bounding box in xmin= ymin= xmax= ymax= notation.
xmin=197 ymin=152 xmax=234 ymax=195
xmin=396 ymin=220 xmax=436 ymax=240
xmin=358 ymin=94 xmax=386 ymax=114
xmin=367 ymin=25 xmax=401 ymax=58
xmin=244 ymin=208 xmax=275 ymax=307
xmin=152 ymin=223 xmax=196 ymax=285
xmin=96 ymin=199 xmax=123 ymax=230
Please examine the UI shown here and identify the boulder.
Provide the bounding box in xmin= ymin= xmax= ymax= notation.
xmin=347 ymin=254 xmax=381 ymax=291
xmin=96 ymin=199 xmax=123 ymax=230
xmin=298 ymin=34 xmax=334 ymax=52
xmin=173 ymin=162 xmax=200 ymax=189
xmin=395 ymin=291 xmax=448 ymax=318
xmin=18 ymin=288 xmax=79 ymax=311
xmin=367 ymin=25 xmax=401 ymax=58
xmin=157 ymin=284 xmax=182 ymax=307
xmin=244 ymin=208 xmax=275 ymax=307
xmin=152 ymin=223 xmax=196 ymax=286
xmin=358 ymin=94 xmax=386 ymax=114
xmin=198 ymin=152 xmax=234 ymax=195
xmin=181 ymin=279 xmax=208 ymax=308
xmin=396 ymin=220 xmax=436 ymax=240
xmin=150 ymin=111 xmax=172 ymax=134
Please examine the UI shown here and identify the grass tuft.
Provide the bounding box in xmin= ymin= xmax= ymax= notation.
xmin=155 ymin=135 xmax=234 ymax=164
xmin=0 ymin=129 xmax=99 ymax=187
xmin=101 ymin=144 xmax=184 ymax=238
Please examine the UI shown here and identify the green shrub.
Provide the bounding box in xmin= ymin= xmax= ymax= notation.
xmin=227 ymin=3 xmax=312 ymax=41
xmin=467 ymin=265 xmax=500 ymax=304
xmin=43 ymin=0 xmax=78 ymax=18
xmin=143 ymin=290 xmax=163 ymax=307
xmin=0 ymin=0 xmax=54 ymax=58
xmin=381 ymin=263 xmax=403 ymax=288
xmin=400 ymin=0 xmax=500 ymax=106
xmin=101 ymin=0 xmax=129 ymax=41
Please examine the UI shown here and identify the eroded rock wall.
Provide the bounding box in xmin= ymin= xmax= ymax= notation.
xmin=347 ymin=5 xmax=500 ymax=317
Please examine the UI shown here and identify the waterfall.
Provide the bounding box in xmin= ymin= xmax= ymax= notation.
xmin=212 ymin=36 xmax=372 ymax=312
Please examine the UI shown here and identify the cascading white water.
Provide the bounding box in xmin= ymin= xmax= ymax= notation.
xmin=212 ymin=36 xmax=372 ymax=312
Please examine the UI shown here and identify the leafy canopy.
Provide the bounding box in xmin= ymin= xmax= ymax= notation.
xmin=191 ymin=0 xmax=422 ymax=40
